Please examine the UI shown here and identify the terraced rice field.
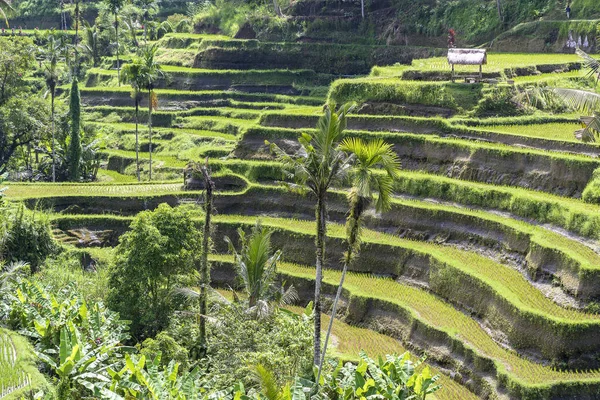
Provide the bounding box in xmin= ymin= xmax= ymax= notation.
xmin=14 ymin=32 xmax=600 ymax=399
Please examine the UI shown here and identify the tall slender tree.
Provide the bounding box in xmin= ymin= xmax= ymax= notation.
xmin=104 ymin=0 xmax=125 ymax=85
xmin=198 ymin=159 xmax=214 ymax=356
xmin=73 ymin=0 xmax=80 ymax=75
xmin=268 ymin=102 xmax=355 ymax=366
xmin=68 ymin=78 xmax=82 ymax=181
xmin=139 ymin=44 xmax=163 ymax=180
xmin=120 ymin=60 xmax=144 ymax=181
xmin=316 ymin=137 xmax=400 ymax=383
xmin=41 ymin=36 xmax=63 ymax=182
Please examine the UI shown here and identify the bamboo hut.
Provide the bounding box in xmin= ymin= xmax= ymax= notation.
xmin=447 ymin=48 xmax=487 ymax=81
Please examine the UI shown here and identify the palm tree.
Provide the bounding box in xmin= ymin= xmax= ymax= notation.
xmin=104 ymin=0 xmax=125 ymax=85
xmin=268 ymin=102 xmax=355 ymax=366
xmin=41 ymin=36 xmax=63 ymax=183
xmin=71 ymin=0 xmax=82 ymax=75
xmin=81 ymin=21 xmax=101 ymax=67
xmin=225 ymin=222 xmax=297 ymax=317
xmin=120 ymin=60 xmax=144 ymax=181
xmin=554 ymin=48 xmax=600 ymax=142
xmin=138 ymin=44 xmax=163 ymax=181
xmin=139 ymin=0 xmax=158 ymax=42
xmin=316 ymin=137 xmax=400 ymax=384
xmin=0 ymin=0 xmax=11 ymax=27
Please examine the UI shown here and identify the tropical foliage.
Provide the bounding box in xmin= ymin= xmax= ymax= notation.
xmin=225 ymin=222 xmax=297 ymax=316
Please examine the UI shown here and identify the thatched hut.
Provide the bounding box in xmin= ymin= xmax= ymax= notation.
xmin=447 ymin=48 xmax=487 ymax=80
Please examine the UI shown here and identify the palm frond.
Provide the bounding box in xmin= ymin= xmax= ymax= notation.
xmin=554 ymin=88 xmax=600 ymax=114
xmin=576 ymin=48 xmax=600 ymax=81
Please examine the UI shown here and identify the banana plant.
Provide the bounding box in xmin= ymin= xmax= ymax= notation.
xmin=107 ymin=353 xmax=204 ymax=400
xmin=36 ymin=324 xmax=118 ymax=397
xmin=319 ymin=351 xmax=440 ymax=400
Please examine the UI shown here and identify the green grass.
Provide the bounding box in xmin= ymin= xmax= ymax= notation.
xmin=92 ymin=122 xmax=238 ymax=142
xmin=4 ymin=182 xmax=185 ymax=198
xmin=0 ymin=328 xmax=50 ymax=399
xmin=96 ymin=169 xmax=139 ymax=183
xmin=482 ymin=122 xmax=583 ymax=142
xmin=371 ymin=53 xmax=583 ymax=77
xmin=511 ymin=69 xmax=586 ymax=83
xmin=77 ymin=86 xmax=324 ymax=106
xmin=87 ymin=66 xmax=332 ymax=86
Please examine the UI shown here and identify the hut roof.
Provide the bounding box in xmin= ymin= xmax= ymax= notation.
xmin=447 ymin=48 xmax=487 ymax=65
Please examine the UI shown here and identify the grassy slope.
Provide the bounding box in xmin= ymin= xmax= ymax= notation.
xmin=0 ymin=328 xmax=50 ymax=399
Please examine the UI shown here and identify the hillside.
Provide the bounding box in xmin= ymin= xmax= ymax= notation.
xmin=3 ymin=0 xmax=600 ymax=398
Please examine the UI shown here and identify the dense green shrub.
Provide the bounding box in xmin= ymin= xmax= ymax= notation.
xmin=328 ymin=79 xmax=458 ymax=108
xmin=1 ymin=204 xmax=57 ymax=272
xmin=107 ymin=203 xmax=202 ymax=339
xmin=169 ymin=302 xmax=313 ymax=389
xmin=473 ymin=85 xmax=527 ymax=117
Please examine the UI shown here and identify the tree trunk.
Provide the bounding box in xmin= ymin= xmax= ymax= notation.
xmin=74 ymin=0 xmax=79 ymax=75
xmin=199 ymin=161 xmax=215 ymax=357
xmin=115 ymin=12 xmax=120 ymax=86
xmin=316 ymin=197 xmax=361 ymax=384
xmin=273 ymin=0 xmax=283 ymax=16
xmin=148 ymin=90 xmax=152 ymax=181
xmin=361 ymin=0 xmax=365 ymax=19
xmin=51 ymin=91 xmax=56 ymax=183
xmin=496 ymin=0 xmax=502 ymax=21
xmin=313 ymin=193 xmax=326 ymax=367
xmin=135 ymin=98 xmax=140 ymax=181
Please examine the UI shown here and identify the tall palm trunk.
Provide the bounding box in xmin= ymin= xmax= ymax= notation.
xmin=51 ymin=91 xmax=56 ymax=182
xmin=148 ymin=89 xmax=152 ymax=180
xmin=115 ymin=12 xmax=120 ymax=86
xmin=199 ymin=162 xmax=214 ymax=357
xmin=74 ymin=0 xmax=79 ymax=75
xmin=314 ymin=193 xmax=326 ymax=366
xmin=135 ymin=98 xmax=140 ymax=181
xmin=317 ymin=196 xmax=361 ymax=384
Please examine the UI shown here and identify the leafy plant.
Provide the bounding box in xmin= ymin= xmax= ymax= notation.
xmin=320 ymin=352 xmax=440 ymax=400
xmin=107 ymin=203 xmax=201 ymax=339
xmin=225 ymin=222 xmax=297 ymax=317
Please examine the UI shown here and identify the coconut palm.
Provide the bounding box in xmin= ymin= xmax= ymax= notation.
xmin=40 ymin=36 xmax=63 ymax=182
xmin=554 ymin=48 xmax=600 ymax=142
xmin=139 ymin=0 xmax=158 ymax=42
xmin=268 ymin=102 xmax=355 ymax=366
xmin=104 ymin=0 xmax=125 ymax=85
xmin=138 ymin=44 xmax=163 ymax=180
xmin=316 ymin=137 xmax=401 ymax=383
xmin=120 ymin=59 xmax=145 ymax=181
xmin=225 ymin=222 xmax=297 ymax=317
xmin=0 ymin=0 xmax=11 ymax=27
xmin=81 ymin=21 xmax=101 ymax=67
